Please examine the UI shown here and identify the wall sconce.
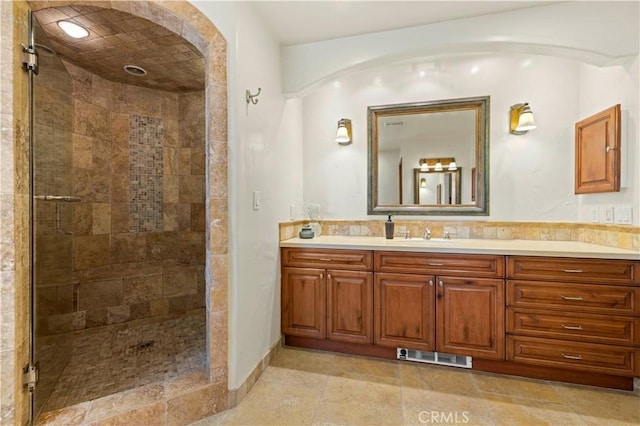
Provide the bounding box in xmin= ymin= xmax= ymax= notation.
xmin=420 ymin=178 xmax=427 ymax=188
xmin=510 ymin=102 xmax=537 ymax=135
xmin=419 ymin=157 xmax=456 ymax=171
xmin=336 ymin=118 xmax=352 ymax=145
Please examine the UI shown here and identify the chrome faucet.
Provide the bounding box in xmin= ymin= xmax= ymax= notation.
xmin=444 ymin=231 xmax=451 ymax=240
xmin=405 ymin=230 xmax=411 ymax=239
xmin=423 ymin=227 xmax=431 ymax=240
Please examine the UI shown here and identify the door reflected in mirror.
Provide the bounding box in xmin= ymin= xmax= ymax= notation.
xmin=413 ymin=168 xmax=462 ymax=205
xmin=368 ymin=96 xmax=489 ymax=216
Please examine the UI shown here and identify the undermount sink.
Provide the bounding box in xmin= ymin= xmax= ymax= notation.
xmin=398 ymin=238 xmax=455 ymax=243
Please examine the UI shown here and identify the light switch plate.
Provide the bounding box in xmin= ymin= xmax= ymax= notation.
xmin=599 ymin=206 xmax=614 ymax=224
xmin=614 ymin=206 xmax=633 ymax=225
xmin=252 ymin=191 xmax=260 ymax=210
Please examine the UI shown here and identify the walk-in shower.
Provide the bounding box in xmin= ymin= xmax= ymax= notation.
xmin=28 ymin=4 xmax=206 ymax=421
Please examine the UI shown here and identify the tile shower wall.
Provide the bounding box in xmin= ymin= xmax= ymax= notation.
xmin=36 ymin=61 xmax=206 ymax=336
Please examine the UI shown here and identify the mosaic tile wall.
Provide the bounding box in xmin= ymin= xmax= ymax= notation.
xmin=129 ymin=115 xmax=164 ymax=232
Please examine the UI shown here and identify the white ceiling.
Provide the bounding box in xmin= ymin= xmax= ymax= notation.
xmin=250 ymin=1 xmax=557 ymax=46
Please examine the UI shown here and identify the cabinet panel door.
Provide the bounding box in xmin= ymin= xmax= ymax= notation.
xmin=327 ymin=270 xmax=373 ymax=344
xmin=282 ymin=267 xmax=326 ymax=339
xmin=575 ymin=104 xmax=620 ymax=194
xmin=374 ymin=273 xmax=435 ymax=351
xmin=437 ymin=277 xmax=505 ymax=359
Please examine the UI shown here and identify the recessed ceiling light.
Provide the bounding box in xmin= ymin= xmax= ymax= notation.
xmin=123 ymin=65 xmax=147 ymax=76
xmin=57 ymin=21 xmax=89 ymax=39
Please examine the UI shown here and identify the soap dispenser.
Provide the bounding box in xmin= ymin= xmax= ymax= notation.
xmin=385 ymin=215 xmax=394 ymax=239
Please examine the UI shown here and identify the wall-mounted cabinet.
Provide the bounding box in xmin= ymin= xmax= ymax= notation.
xmin=575 ymin=104 xmax=621 ymax=194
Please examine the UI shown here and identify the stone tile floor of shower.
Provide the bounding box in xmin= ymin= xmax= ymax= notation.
xmin=39 ymin=309 xmax=205 ymax=414
xmin=195 ymin=347 xmax=640 ymax=426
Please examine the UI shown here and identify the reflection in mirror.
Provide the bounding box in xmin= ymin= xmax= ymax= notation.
xmin=414 ymin=168 xmax=461 ymax=205
xmin=368 ymin=96 xmax=489 ymax=215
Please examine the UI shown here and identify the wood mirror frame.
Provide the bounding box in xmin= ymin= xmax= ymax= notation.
xmin=368 ymin=96 xmax=490 ymax=216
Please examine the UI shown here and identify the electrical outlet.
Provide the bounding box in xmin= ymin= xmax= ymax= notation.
xmin=590 ymin=207 xmax=599 ymax=223
xmin=614 ymin=206 xmax=633 ymax=225
xmin=599 ymin=206 xmax=614 ymax=224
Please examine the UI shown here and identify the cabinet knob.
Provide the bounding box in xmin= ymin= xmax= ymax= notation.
xmin=439 ymin=281 xmax=444 ymax=287
xmin=428 ymin=280 xmax=433 ymax=286
xmin=328 ymin=274 xmax=332 ymax=279
xmin=320 ymin=273 xmax=324 ymax=279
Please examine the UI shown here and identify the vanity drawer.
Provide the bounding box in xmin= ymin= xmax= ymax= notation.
xmin=281 ymin=248 xmax=373 ymax=271
xmin=507 ymin=256 xmax=640 ymax=285
xmin=507 ymin=308 xmax=640 ymax=346
xmin=507 ymin=336 xmax=636 ymax=376
xmin=507 ymin=280 xmax=640 ymax=315
xmin=375 ymin=251 xmax=504 ymax=278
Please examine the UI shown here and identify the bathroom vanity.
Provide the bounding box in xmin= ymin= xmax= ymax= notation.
xmin=280 ymin=236 xmax=640 ymax=390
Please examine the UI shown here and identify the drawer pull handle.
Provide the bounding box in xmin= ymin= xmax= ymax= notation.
xmin=429 ymin=263 xmax=445 ymax=266
xmin=561 ymin=353 xmax=583 ymax=361
xmin=561 ymin=296 xmax=584 ymax=301
xmin=561 ymin=269 xmax=584 ymax=273
xmin=319 ymin=258 xmax=333 ymax=262
xmin=561 ymin=324 xmax=584 ymax=330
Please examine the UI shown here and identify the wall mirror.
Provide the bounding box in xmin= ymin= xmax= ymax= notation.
xmin=368 ymin=96 xmax=490 ymax=215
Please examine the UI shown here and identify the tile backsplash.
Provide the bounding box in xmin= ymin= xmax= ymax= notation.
xmin=279 ymin=220 xmax=640 ymax=251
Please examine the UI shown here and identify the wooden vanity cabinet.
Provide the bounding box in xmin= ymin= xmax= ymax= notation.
xmin=506 ymin=256 xmax=640 ymax=377
xmin=281 ymin=248 xmax=374 ymax=345
xmin=374 ymin=252 xmax=505 ymax=360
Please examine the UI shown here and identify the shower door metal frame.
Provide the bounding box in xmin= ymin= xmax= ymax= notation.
xmin=21 ymin=9 xmax=39 ymax=426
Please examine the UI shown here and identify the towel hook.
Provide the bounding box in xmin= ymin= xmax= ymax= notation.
xmin=246 ymin=87 xmax=261 ymax=105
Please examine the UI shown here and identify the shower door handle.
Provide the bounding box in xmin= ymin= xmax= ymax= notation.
xmin=34 ymin=195 xmax=82 ymax=202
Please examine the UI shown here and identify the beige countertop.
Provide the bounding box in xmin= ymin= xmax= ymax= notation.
xmin=280 ymin=236 xmax=640 ymax=260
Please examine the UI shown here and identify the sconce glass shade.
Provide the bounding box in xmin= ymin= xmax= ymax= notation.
xmin=420 ymin=178 xmax=427 ymax=188
xmin=420 ymin=161 xmax=428 ymax=171
xmin=434 ymin=161 xmax=443 ymax=172
xmin=510 ymin=103 xmax=537 ymax=135
xmin=447 ymin=161 xmax=457 ymax=171
xmin=336 ymin=118 xmax=352 ymax=145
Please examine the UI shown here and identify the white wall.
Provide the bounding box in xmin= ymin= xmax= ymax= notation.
xmin=189 ymin=1 xmax=302 ymax=389
xmin=282 ymin=2 xmax=639 ymax=94
xmin=302 ymin=53 xmax=612 ymax=221
xmin=577 ymin=58 xmax=640 ymax=225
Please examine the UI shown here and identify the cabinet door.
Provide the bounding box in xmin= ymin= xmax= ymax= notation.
xmin=575 ymin=104 xmax=620 ymax=194
xmin=374 ymin=273 xmax=435 ymax=351
xmin=282 ymin=267 xmax=326 ymax=339
xmin=437 ymin=277 xmax=505 ymax=359
xmin=327 ymin=270 xmax=373 ymax=344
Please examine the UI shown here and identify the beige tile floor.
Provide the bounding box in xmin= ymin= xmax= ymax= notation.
xmin=194 ymin=347 xmax=640 ymax=426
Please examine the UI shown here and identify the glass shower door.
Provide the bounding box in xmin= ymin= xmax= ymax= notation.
xmin=30 ymin=14 xmax=76 ymax=420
